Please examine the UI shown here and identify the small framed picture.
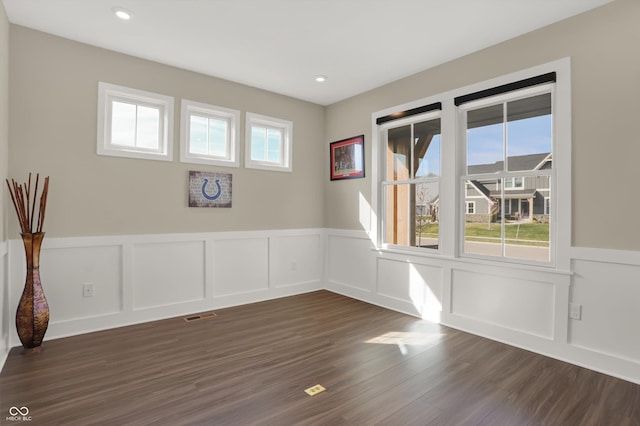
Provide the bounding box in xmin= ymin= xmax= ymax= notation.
xmin=188 ymin=171 xmax=232 ymax=208
xmin=330 ymin=135 xmax=365 ymax=180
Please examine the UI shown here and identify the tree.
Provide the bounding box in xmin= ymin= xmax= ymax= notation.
xmin=415 ymin=183 xmax=431 ymax=247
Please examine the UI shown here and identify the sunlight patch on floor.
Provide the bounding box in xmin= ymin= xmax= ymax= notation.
xmin=364 ymin=331 xmax=445 ymax=347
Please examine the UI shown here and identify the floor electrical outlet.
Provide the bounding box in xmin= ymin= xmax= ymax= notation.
xmin=304 ymin=384 xmax=326 ymax=396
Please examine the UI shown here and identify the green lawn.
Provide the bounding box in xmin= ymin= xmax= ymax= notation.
xmin=417 ymin=222 xmax=549 ymax=247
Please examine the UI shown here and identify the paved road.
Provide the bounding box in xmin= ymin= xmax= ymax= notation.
xmin=417 ymin=238 xmax=550 ymax=262
xmin=465 ymin=241 xmax=549 ymax=262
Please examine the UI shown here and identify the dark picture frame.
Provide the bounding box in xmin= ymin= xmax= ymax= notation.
xmin=330 ymin=135 xmax=365 ymax=180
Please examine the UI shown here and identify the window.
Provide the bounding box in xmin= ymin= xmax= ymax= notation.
xmin=460 ymin=87 xmax=553 ymax=263
xmin=381 ymin=113 xmax=441 ymax=250
xmin=245 ymin=112 xmax=292 ymax=172
xmin=373 ymin=59 xmax=570 ymax=268
xmin=180 ymin=100 xmax=240 ymax=167
xmin=466 ymin=201 xmax=476 ymax=214
xmin=504 ymin=177 xmax=523 ymax=190
xmin=97 ymin=82 xmax=173 ymax=161
xmin=544 ymin=197 xmax=551 ymax=215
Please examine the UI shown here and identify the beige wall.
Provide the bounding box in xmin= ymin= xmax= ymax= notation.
xmin=7 ymin=0 xmax=640 ymax=250
xmin=325 ymin=0 xmax=640 ymax=251
xmin=8 ymin=26 xmax=325 ymax=238
xmin=0 ymin=3 xmax=8 ymax=242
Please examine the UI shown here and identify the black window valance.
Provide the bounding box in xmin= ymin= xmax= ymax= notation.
xmin=376 ymin=102 xmax=442 ymax=125
xmin=454 ymin=72 xmax=556 ymax=107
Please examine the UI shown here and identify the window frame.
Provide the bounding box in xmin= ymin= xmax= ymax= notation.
xmin=371 ymin=58 xmax=571 ymax=271
xmin=180 ymin=99 xmax=240 ymax=167
xmin=379 ymin=110 xmax=442 ymax=253
xmin=245 ymin=112 xmax=293 ymax=172
xmin=97 ymin=82 xmax=174 ymax=161
xmin=458 ymin=83 xmax=555 ymax=266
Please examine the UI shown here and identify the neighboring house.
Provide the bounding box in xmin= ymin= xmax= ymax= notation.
xmin=416 ymin=194 xmax=439 ymax=220
xmin=465 ymin=153 xmax=551 ymax=223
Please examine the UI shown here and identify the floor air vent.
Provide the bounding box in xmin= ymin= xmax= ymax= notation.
xmin=184 ymin=312 xmax=218 ymax=323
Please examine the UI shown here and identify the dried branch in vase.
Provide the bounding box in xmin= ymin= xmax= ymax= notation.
xmin=5 ymin=173 xmax=50 ymax=233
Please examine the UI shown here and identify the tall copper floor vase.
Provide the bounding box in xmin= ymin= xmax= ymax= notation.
xmin=16 ymin=232 xmax=49 ymax=350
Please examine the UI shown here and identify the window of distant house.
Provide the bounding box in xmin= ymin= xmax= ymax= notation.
xmin=380 ymin=111 xmax=441 ymax=251
xmin=245 ymin=112 xmax=292 ymax=172
xmin=504 ymin=177 xmax=524 ymax=190
xmin=180 ymin=100 xmax=240 ymax=167
xmin=466 ymin=201 xmax=476 ymax=214
xmin=459 ymin=84 xmax=554 ymax=264
xmin=97 ymin=82 xmax=174 ymax=161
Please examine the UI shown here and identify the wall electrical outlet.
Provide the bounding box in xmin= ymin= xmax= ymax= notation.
xmin=83 ymin=283 xmax=94 ymax=297
xmin=569 ymin=303 xmax=582 ymax=320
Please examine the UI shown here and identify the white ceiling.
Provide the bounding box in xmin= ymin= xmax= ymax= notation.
xmin=3 ymin=0 xmax=613 ymax=106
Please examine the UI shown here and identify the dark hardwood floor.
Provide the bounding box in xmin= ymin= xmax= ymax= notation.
xmin=1 ymin=290 xmax=639 ymax=425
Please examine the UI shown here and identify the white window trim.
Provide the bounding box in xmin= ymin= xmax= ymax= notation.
xmin=97 ymin=82 xmax=174 ymax=161
xmin=371 ymin=58 xmax=571 ymax=272
xmin=245 ymin=112 xmax=293 ymax=172
xmin=180 ymin=100 xmax=240 ymax=167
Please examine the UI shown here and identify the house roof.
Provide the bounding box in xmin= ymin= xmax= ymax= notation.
xmin=468 ymin=153 xmax=551 ymax=174
xmin=469 ymin=180 xmax=494 ymax=201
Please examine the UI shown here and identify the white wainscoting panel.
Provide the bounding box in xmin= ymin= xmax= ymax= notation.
xmin=269 ymin=234 xmax=322 ymax=288
xmin=327 ymin=231 xmax=377 ymax=294
xmin=377 ymin=258 xmax=442 ymax=320
xmin=4 ymin=230 xmax=323 ymax=350
xmin=570 ymin=259 xmax=640 ymax=364
xmin=450 ymin=269 xmax=555 ymax=339
xmin=4 ymin=228 xmax=640 ymax=385
xmin=211 ymin=237 xmax=269 ymax=297
xmin=41 ymin=245 xmax=123 ymax=321
xmin=324 ymin=229 xmax=640 ymax=384
xmin=132 ymin=240 xmax=206 ymax=310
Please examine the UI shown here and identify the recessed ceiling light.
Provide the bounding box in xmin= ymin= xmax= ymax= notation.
xmin=112 ymin=7 xmax=133 ymax=21
xmin=314 ymin=75 xmax=328 ymax=83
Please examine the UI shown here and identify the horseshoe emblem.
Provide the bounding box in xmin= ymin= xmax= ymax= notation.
xmin=201 ymin=178 xmax=222 ymax=201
